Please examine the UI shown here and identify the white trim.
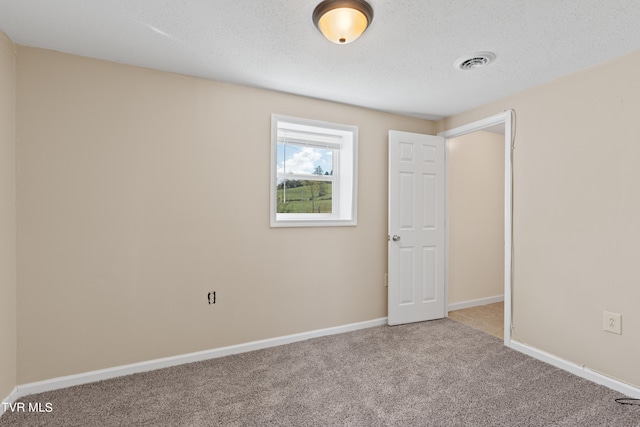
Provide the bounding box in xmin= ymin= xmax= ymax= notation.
xmin=439 ymin=110 xmax=513 ymax=346
xmin=270 ymin=114 xmax=358 ymax=228
xmin=448 ymin=295 xmax=504 ymax=312
xmin=12 ymin=317 xmax=387 ymax=400
xmin=1 ymin=387 xmax=19 ymax=417
xmin=510 ymin=340 xmax=640 ymax=399
xmin=439 ymin=111 xmax=510 ymax=138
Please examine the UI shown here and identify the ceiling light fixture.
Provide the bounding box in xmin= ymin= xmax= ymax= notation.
xmin=313 ymin=0 xmax=374 ymax=45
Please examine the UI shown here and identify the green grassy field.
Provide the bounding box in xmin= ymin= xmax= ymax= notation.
xmin=277 ymin=183 xmax=332 ymax=213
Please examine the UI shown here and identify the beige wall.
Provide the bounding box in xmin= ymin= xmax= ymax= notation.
xmin=11 ymin=40 xmax=640 ymax=391
xmin=15 ymin=46 xmax=433 ymax=384
xmin=442 ymin=50 xmax=640 ymax=388
xmin=447 ymin=131 xmax=504 ymax=304
xmin=0 ymin=31 xmax=17 ymax=400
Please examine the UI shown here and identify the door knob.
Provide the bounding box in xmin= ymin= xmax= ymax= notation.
xmin=392 ymin=235 xmax=401 ymax=241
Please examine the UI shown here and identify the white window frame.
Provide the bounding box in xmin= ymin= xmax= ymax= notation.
xmin=270 ymin=114 xmax=358 ymax=227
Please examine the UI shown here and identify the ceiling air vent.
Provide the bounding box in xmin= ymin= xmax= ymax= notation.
xmin=454 ymin=52 xmax=496 ymax=70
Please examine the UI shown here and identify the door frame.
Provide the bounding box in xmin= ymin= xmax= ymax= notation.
xmin=438 ymin=110 xmax=513 ymax=346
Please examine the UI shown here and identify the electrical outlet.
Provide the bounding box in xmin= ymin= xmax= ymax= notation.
xmin=208 ymin=291 xmax=216 ymax=305
xmin=603 ymin=311 xmax=621 ymax=335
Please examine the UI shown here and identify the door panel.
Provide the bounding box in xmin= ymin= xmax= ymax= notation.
xmin=388 ymin=131 xmax=445 ymax=325
xmin=423 ymin=174 xmax=437 ymax=227
xmin=399 ymin=173 xmax=414 ymax=228
xmin=422 ymin=246 xmax=436 ymax=301
xmin=399 ymin=247 xmax=414 ymax=304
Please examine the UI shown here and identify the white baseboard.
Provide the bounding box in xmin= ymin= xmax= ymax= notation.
xmin=1 ymin=387 xmax=19 ymax=416
xmin=509 ymin=340 xmax=640 ymax=399
xmin=13 ymin=317 xmax=388 ymax=400
xmin=448 ymin=294 xmax=504 ymax=312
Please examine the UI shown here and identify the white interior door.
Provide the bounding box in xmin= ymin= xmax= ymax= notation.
xmin=388 ymin=131 xmax=445 ymax=326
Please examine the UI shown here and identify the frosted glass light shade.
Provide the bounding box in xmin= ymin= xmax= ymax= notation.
xmin=313 ymin=0 xmax=374 ymax=44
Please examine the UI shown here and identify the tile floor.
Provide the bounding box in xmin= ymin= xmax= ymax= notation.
xmin=448 ymin=301 xmax=504 ymax=339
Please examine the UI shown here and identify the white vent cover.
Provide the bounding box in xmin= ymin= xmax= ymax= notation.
xmin=454 ymin=52 xmax=496 ymax=70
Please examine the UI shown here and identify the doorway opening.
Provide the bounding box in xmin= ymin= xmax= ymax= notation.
xmin=438 ymin=111 xmax=513 ymax=345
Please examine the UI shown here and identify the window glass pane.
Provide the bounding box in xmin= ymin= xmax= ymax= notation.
xmin=276 ymin=179 xmax=332 ymax=213
xmin=277 ymin=143 xmax=333 ymax=177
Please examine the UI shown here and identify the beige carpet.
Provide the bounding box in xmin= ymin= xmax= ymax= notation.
xmin=1 ymin=319 xmax=638 ymax=426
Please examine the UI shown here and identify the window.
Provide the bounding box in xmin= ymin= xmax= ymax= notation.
xmin=270 ymin=115 xmax=357 ymax=227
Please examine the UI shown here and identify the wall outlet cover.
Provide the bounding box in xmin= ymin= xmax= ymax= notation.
xmin=603 ymin=311 xmax=622 ymax=335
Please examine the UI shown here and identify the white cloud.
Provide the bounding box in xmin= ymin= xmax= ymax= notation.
xmin=278 ymin=146 xmax=322 ymax=175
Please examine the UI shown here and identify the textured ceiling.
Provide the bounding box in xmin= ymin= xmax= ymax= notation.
xmin=1 ymin=0 xmax=640 ymax=120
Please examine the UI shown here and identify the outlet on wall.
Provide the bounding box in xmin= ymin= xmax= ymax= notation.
xmin=603 ymin=311 xmax=621 ymax=335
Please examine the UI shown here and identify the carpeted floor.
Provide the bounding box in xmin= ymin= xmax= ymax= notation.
xmin=1 ymin=319 xmax=638 ymax=426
